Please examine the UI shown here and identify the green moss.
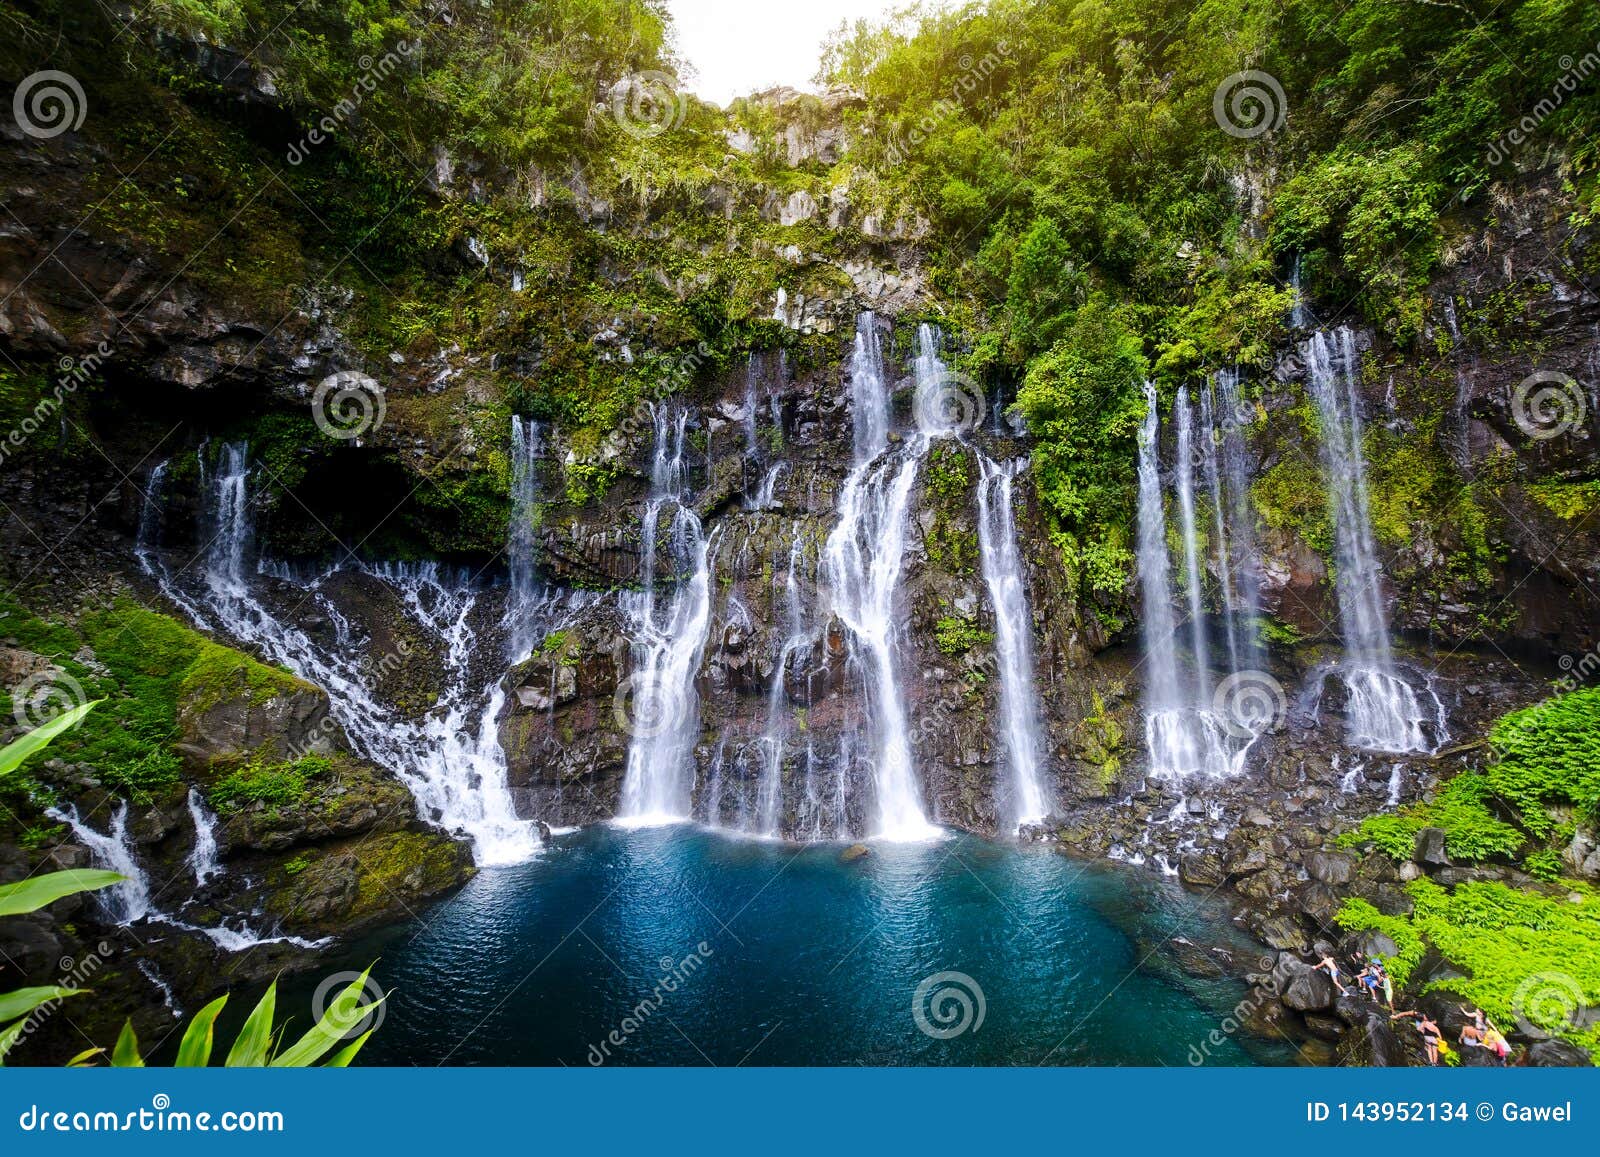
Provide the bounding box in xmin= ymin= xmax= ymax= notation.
xmin=178 ymin=641 xmax=308 ymax=716
xmin=1527 ymin=481 xmax=1600 ymax=522
xmin=1078 ymin=689 xmax=1124 ymax=789
xmin=209 ymin=754 xmax=333 ymax=815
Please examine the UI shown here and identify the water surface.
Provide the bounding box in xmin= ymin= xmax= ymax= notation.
xmin=319 ymin=826 xmax=1295 ymax=1066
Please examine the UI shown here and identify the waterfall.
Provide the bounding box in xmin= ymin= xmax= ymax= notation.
xmin=975 ymin=454 xmax=1050 ymax=830
xmin=616 ymin=406 xmax=716 ymax=825
xmin=822 ymin=314 xmax=938 ymax=841
xmin=138 ymin=445 xmax=545 ymax=866
xmin=46 ymin=803 xmax=151 ymax=924
xmin=746 ymin=462 xmax=788 ymax=511
xmin=751 ymin=538 xmax=811 ymax=837
xmin=1213 ymin=369 xmax=1263 ymax=664
xmin=48 ymin=798 xmax=330 ymax=949
xmin=1174 ymin=388 xmax=1212 ymax=711
xmin=204 ymin=441 xmax=252 ymax=597
xmin=1138 ymin=383 xmax=1199 ymax=775
xmin=507 ymin=416 xmax=547 ymax=658
xmin=135 ymin=459 xmax=168 ymax=574
xmin=1134 ymin=384 xmax=1240 ymax=779
xmin=186 ymin=788 xmax=221 ymax=885
xmin=1303 ymin=328 xmax=1436 ymax=753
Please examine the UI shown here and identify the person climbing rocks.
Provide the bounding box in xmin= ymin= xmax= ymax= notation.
xmin=1357 ymin=960 xmax=1385 ymax=1002
xmin=1392 ymin=1010 xmax=1442 ymax=1065
xmin=1315 ymin=954 xmax=1348 ymax=995
xmin=1481 ymin=1023 xmax=1512 ymax=1065
xmin=1459 ymin=1004 xmax=1487 ymax=1048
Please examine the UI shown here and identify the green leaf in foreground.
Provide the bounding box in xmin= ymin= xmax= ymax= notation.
xmin=0 ymin=870 xmax=125 ymax=918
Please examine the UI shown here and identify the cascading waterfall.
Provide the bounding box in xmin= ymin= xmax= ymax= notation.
xmin=205 ymin=442 xmax=252 ymax=597
xmin=1174 ymin=388 xmax=1212 ymax=712
xmin=51 ymin=791 xmax=327 ymax=949
xmin=1212 ymin=369 xmax=1263 ymax=665
xmin=617 ymin=406 xmax=716 ymax=825
xmin=975 ymin=454 xmax=1050 ymax=829
xmin=1135 ymin=385 xmax=1240 ymax=779
xmin=752 ymin=537 xmax=810 ymax=837
xmin=1138 ymin=385 xmax=1199 ymax=775
xmin=1303 ymin=328 xmax=1438 ymax=753
xmin=821 ymin=313 xmax=938 ymax=841
xmin=507 ymin=416 xmax=548 ymax=658
xmin=47 ymin=803 xmax=150 ymax=924
xmin=140 ymin=442 xmax=545 ymax=866
xmin=186 ymin=788 xmax=221 ymax=885
xmin=135 ymin=459 xmax=168 ymax=575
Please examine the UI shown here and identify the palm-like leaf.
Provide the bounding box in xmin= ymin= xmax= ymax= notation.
xmin=270 ymin=968 xmax=382 ymax=1067
xmin=175 ymin=996 xmax=228 ymax=1067
xmin=0 ymin=701 xmax=99 ymax=779
xmin=110 ymin=1020 xmax=144 ymax=1067
xmin=0 ymin=870 xmax=124 ymax=918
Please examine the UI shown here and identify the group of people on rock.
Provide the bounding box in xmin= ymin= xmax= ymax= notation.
xmin=1314 ymin=950 xmax=1391 ymax=1007
xmin=1312 ymin=951 xmax=1512 ymax=1066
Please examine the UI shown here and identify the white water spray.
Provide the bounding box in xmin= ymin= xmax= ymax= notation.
xmin=975 ymin=455 xmax=1050 ymax=829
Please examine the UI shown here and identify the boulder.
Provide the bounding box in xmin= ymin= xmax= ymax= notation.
xmin=1414 ymin=827 xmax=1450 ymax=867
xmin=1302 ymin=1013 xmax=1347 ymax=1041
xmin=176 ymin=657 xmax=334 ymax=765
xmin=840 ymin=843 xmax=871 ymax=863
xmin=1272 ymin=953 xmax=1336 ymax=1012
xmin=1178 ymin=853 xmax=1224 ymax=888
xmin=1304 ymin=849 xmax=1356 ymax=886
xmin=1528 ymin=1039 xmax=1592 ymax=1067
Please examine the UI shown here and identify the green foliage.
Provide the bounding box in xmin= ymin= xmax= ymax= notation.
xmin=1334 ymin=897 xmax=1426 ymax=988
xmin=1388 ymin=879 xmax=1600 ymax=1058
xmin=934 ymin=616 xmax=993 ymax=657
xmin=0 ymin=700 xmax=120 ymax=1066
xmin=1484 ymin=687 xmax=1600 ymax=833
xmin=1340 ymin=773 xmax=1525 ymax=863
xmin=0 ymin=869 xmax=121 ymax=919
xmin=1014 ymin=300 xmax=1145 ymax=599
xmin=107 ymin=970 xmax=382 ymax=1068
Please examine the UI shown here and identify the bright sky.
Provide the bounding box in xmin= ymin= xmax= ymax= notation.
xmin=665 ymin=0 xmax=903 ymax=104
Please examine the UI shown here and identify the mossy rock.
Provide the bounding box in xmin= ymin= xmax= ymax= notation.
xmin=263 ymin=829 xmax=476 ymax=936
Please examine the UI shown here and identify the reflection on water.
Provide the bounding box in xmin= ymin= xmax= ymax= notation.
xmin=304 ymin=825 xmax=1297 ymax=1066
